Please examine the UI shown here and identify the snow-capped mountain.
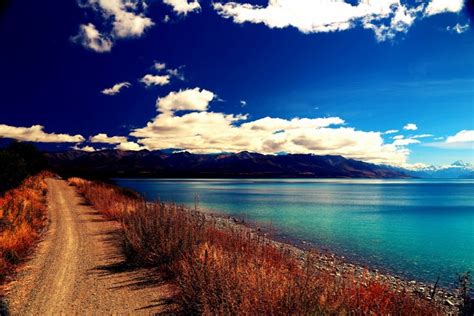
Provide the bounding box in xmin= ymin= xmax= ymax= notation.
xmin=401 ymin=161 xmax=474 ymax=178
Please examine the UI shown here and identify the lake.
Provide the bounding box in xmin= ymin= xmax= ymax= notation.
xmin=115 ymin=178 xmax=474 ymax=287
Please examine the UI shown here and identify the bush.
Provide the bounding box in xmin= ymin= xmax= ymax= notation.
xmin=0 ymin=142 xmax=48 ymax=194
xmin=122 ymin=202 xmax=206 ymax=267
xmin=69 ymin=177 xmax=444 ymax=315
xmin=0 ymin=172 xmax=50 ymax=282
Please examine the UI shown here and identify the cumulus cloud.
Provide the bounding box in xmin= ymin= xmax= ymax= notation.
xmin=137 ymin=62 xmax=180 ymax=87
xmin=0 ymin=124 xmax=85 ymax=143
xmin=130 ymin=88 xmax=412 ymax=165
xmin=73 ymin=0 xmax=154 ymax=52
xmin=403 ymin=123 xmax=418 ymax=131
xmin=101 ymin=82 xmax=131 ymax=95
xmin=214 ymin=0 xmax=466 ymax=41
xmin=447 ymin=23 xmax=470 ymax=34
xmin=156 ymin=87 xmax=215 ymax=113
xmin=424 ymin=0 xmax=464 ymax=16
xmin=393 ymin=135 xmax=404 ymax=140
xmin=446 ymin=130 xmax=474 ymax=143
xmin=214 ymin=0 xmax=428 ymax=41
xmin=90 ymin=133 xmax=128 ymax=144
xmin=140 ymin=74 xmax=171 ymax=87
xmin=364 ymin=3 xmax=423 ymax=41
xmin=384 ymin=129 xmax=399 ymax=134
xmin=71 ymin=23 xmax=113 ymax=53
xmin=116 ymin=141 xmax=146 ymax=151
xmin=72 ymin=145 xmax=97 ymax=152
xmin=163 ymin=0 xmax=201 ymax=15
xmin=424 ymin=130 xmax=474 ymax=149
xmin=89 ymin=133 xmax=144 ymax=151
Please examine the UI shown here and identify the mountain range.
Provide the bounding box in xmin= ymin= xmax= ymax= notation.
xmin=395 ymin=161 xmax=474 ymax=179
xmin=46 ymin=150 xmax=410 ymax=179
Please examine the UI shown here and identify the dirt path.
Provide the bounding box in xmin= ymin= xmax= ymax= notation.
xmin=4 ymin=179 xmax=173 ymax=315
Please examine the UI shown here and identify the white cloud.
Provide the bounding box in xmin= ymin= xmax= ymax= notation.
xmin=156 ymin=87 xmax=215 ymax=113
xmin=403 ymin=123 xmax=418 ymax=131
xmin=72 ymin=145 xmax=97 ymax=152
xmin=74 ymin=0 xmax=154 ymax=52
xmin=214 ymin=0 xmax=427 ymax=42
xmin=116 ymin=141 xmax=146 ymax=151
xmin=412 ymin=134 xmax=433 ymax=139
xmin=90 ymin=133 xmax=145 ymax=151
xmin=446 ymin=130 xmax=474 ymax=143
xmin=447 ymin=23 xmax=470 ymax=34
xmin=90 ymin=133 xmax=128 ymax=144
xmin=89 ymin=0 xmax=154 ymax=38
xmin=384 ymin=129 xmax=399 ymax=134
xmin=130 ymin=88 xmax=412 ymax=165
xmin=0 ymin=124 xmax=85 ymax=143
xmin=240 ymin=100 xmax=247 ymax=106
xmin=101 ymin=82 xmax=131 ymax=95
xmin=112 ymin=11 xmax=154 ymax=38
xmin=424 ymin=130 xmax=474 ymax=149
xmin=71 ymin=23 xmax=113 ymax=53
xmin=393 ymin=135 xmax=404 ymax=140
xmin=167 ymin=68 xmax=185 ymax=81
xmin=154 ymin=62 xmax=167 ymax=71
xmin=393 ymin=138 xmax=420 ymax=146
xmin=424 ymin=0 xmax=464 ymax=16
xmin=163 ymin=0 xmax=201 ymax=15
xmin=364 ymin=3 xmax=423 ymax=41
xmin=140 ymin=74 xmax=171 ymax=86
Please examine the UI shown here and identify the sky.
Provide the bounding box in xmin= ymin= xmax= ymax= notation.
xmin=0 ymin=0 xmax=473 ymax=167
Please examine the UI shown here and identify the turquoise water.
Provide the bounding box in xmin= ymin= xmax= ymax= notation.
xmin=115 ymin=178 xmax=474 ymax=287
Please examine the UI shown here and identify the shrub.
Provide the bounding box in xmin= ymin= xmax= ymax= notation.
xmin=0 ymin=142 xmax=48 ymax=194
xmin=69 ymin=179 xmax=138 ymax=220
xmin=0 ymin=172 xmax=50 ymax=283
xmin=122 ymin=202 xmax=206 ymax=267
xmin=70 ymin=178 xmax=445 ymax=315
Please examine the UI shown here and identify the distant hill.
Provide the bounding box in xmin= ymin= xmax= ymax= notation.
xmin=46 ymin=150 xmax=410 ymax=179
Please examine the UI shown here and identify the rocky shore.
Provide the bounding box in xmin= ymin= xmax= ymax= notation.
xmin=207 ymin=212 xmax=463 ymax=315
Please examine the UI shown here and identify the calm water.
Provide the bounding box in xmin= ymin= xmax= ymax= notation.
xmin=115 ymin=178 xmax=474 ymax=287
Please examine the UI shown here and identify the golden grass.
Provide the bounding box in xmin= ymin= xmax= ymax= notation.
xmin=0 ymin=172 xmax=51 ymax=283
xmin=69 ymin=178 xmax=444 ymax=315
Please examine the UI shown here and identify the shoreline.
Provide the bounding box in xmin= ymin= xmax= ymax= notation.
xmin=200 ymin=209 xmax=462 ymax=312
xmin=76 ymin=177 xmax=466 ymax=313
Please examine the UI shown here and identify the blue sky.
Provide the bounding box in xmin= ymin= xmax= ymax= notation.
xmin=0 ymin=0 xmax=472 ymax=167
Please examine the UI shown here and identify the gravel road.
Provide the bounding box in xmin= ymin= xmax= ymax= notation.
xmin=4 ymin=179 xmax=173 ymax=315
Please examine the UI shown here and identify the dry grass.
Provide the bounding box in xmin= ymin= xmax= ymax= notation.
xmin=68 ymin=177 xmax=139 ymax=220
xmin=0 ymin=172 xmax=51 ymax=283
xmin=69 ymin=178 xmax=444 ymax=315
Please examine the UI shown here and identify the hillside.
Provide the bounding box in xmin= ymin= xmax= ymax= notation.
xmin=46 ymin=150 xmax=410 ymax=179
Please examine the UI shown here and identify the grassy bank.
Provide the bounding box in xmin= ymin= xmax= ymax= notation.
xmin=0 ymin=172 xmax=51 ymax=284
xmin=69 ymin=177 xmax=446 ymax=315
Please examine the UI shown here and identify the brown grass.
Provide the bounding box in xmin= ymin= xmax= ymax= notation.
xmin=69 ymin=178 xmax=444 ymax=315
xmin=0 ymin=172 xmax=51 ymax=283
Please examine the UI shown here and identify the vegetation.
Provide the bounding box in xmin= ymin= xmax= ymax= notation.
xmin=70 ymin=178 xmax=446 ymax=315
xmin=0 ymin=172 xmax=51 ymax=283
xmin=458 ymin=272 xmax=474 ymax=316
xmin=0 ymin=142 xmax=48 ymax=194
